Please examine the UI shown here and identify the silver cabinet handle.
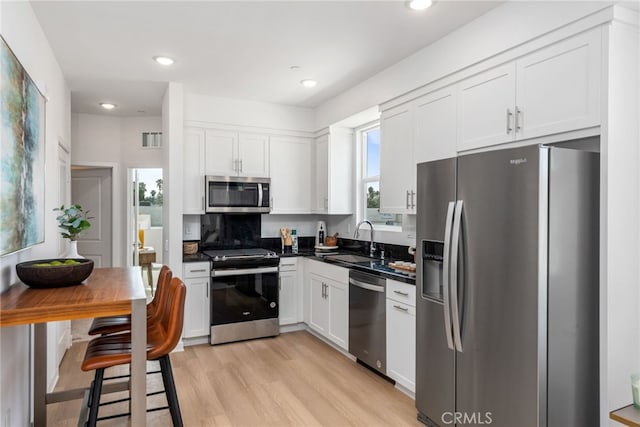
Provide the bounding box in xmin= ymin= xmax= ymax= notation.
xmin=233 ymin=159 xmax=238 ymax=172
xmin=324 ymin=197 xmax=328 ymax=210
xmin=515 ymin=106 xmax=522 ymax=132
xmin=406 ymin=190 xmax=411 ymax=209
xmin=393 ymin=290 xmax=409 ymax=296
xmin=206 ymin=283 xmax=209 ymax=298
xmin=240 ymin=159 xmax=243 ymax=173
xmin=411 ymin=190 xmax=416 ymax=209
xmin=201 ymin=196 xmax=205 ymax=211
xmin=213 ymin=266 xmax=278 ymax=277
xmin=393 ymin=304 xmax=409 ymax=312
xmin=451 ymin=200 xmax=464 ymax=353
xmin=189 ymin=269 xmax=207 ymax=273
xmin=442 ymin=201 xmax=456 ymax=351
xmin=506 ymin=108 xmax=513 ymax=134
xmin=278 ymin=276 xmax=281 ymax=291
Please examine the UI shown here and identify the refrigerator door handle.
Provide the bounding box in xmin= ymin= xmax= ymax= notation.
xmin=442 ymin=201 xmax=456 ymax=351
xmin=451 ymin=200 xmax=464 ymax=353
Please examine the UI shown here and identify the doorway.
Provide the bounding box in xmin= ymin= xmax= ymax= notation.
xmin=128 ymin=168 xmax=163 ymax=297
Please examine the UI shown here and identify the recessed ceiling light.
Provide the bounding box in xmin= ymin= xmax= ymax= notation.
xmin=100 ymin=103 xmax=116 ymax=110
xmin=153 ymin=56 xmax=175 ymax=66
xmin=290 ymin=65 xmax=301 ymax=71
xmin=300 ymin=79 xmax=317 ymax=88
xmin=407 ymin=0 xmax=433 ymax=11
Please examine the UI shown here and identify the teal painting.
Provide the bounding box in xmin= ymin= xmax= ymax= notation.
xmin=1 ymin=36 xmax=46 ymax=256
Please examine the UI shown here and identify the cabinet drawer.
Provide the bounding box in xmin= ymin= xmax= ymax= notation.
xmin=279 ymin=257 xmax=298 ymax=271
xmin=306 ymin=259 xmax=349 ymax=283
xmin=387 ymin=300 xmax=416 ymax=317
xmin=183 ymin=262 xmax=210 ymax=278
xmin=387 ymin=279 xmax=416 ymax=306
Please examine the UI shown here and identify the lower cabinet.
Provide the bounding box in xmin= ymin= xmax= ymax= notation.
xmin=279 ymin=257 xmax=299 ymax=326
xmin=386 ymin=279 xmax=416 ymax=392
xmin=182 ymin=262 xmax=210 ymax=339
xmin=306 ymin=260 xmax=349 ymax=350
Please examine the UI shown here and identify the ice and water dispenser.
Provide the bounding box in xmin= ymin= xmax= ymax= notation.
xmin=421 ymin=240 xmax=444 ymax=301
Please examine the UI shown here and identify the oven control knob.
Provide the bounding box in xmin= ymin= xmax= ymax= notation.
xmin=221 ymin=256 xmax=227 ymax=261
xmin=213 ymin=256 xmax=220 ymax=261
xmin=270 ymin=302 xmax=276 ymax=308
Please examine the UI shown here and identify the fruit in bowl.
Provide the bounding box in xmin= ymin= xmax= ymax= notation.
xmin=16 ymin=258 xmax=94 ymax=288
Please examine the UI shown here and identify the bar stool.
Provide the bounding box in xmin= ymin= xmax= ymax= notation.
xmin=81 ymin=277 xmax=186 ymax=426
xmin=87 ymin=265 xmax=172 ymax=336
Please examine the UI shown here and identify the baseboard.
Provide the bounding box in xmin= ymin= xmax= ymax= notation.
xmin=182 ymin=336 xmax=209 ymax=347
xmin=304 ymin=327 xmax=356 ymax=362
xmin=279 ymin=322 xmax=306 ymax=333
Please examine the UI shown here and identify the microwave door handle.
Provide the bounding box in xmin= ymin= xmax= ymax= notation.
xmin=450 ymin=200 xmax=464 ymax=353
xmin=258 ymin=183 xmax=263 ymax=207
xmin=442 ymin=201 xmax=456 ymax=351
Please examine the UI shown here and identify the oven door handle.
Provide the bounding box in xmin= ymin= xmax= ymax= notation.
xmin=212 ymin=266 xmax=279 ymax=277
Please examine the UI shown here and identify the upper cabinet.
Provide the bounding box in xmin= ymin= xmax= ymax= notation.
xmin=380 ymin=103 xmax=415 ymax=214
xmin=205 ymin=129 xmax=269 ymax=177
xmin=380 ymin=86 xmax=458 ymax=214
xmin=269 ymin=136 xmax=312 ymax=214
xmin=313 ymin=129 xmax=353 ymax=214
xmin=183 ymin=127 xmax=206 ymax=214
xmin=457 ymin=28 xmax=601 ymax=151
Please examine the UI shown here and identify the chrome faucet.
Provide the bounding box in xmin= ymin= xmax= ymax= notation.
xmin=354 ymin=220 xmax=376 ymax=257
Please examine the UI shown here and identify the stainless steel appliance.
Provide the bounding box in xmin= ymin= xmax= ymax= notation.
xmin=205 ymin=248 xmax=280 ymax=345
xmin=205 ymin=176 xmax=271 ymax=213
xmin=349 ymin=270 xmax=386 ymax=375
xmin=416 ymin=145 xmax=599 ymax=427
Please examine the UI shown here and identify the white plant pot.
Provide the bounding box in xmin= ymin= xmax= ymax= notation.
xmin=65 ymin=240 xmax=84 ymax=258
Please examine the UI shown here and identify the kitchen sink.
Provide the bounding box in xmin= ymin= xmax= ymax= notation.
xmin=324 ymin=254 xmax=374 ymax=263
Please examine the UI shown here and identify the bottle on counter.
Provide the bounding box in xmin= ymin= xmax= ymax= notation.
xmin=318 ymin=224 xmax=325 ymax=246
xmin=292 ymin=229 xmax=298 ymax=254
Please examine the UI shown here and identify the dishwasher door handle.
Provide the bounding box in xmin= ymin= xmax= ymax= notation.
xmin=349 ymin=278 xmax=385 ymax=293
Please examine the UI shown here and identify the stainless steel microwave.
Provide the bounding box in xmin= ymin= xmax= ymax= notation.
xmin=205 ymin=176 xmax=271 ymax=213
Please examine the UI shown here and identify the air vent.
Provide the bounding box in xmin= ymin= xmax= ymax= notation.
xmin=142 ymin=132 xmax=162 ymax=149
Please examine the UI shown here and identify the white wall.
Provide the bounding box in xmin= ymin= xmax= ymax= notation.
xmin=185 ymin=93 xmax=314 ymax=133
xmin=71 ymin=114 xmax=162 ymax=266
xmin=0 ymin=1 xmax=71 ymax=425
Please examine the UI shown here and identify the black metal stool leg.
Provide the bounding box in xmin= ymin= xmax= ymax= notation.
xmin=159 ymin=355 xmax=183 ymax=427
xmin=87 ymin=368 xmax=104 ymax=427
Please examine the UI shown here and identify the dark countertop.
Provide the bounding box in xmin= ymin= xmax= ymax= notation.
xmin=182 ymin=253 xmax=211 ymax=263
xmin=307 ymin=254 xmax=416 ymax=285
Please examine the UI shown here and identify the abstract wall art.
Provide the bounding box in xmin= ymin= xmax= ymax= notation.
xmin=1 ymin=36 xmax=46 ymax=256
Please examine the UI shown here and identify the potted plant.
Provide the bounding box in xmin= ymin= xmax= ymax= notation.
xmin=54 ymin=204 xmax=92 ymax=258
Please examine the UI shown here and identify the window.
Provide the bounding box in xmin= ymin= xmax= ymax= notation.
xmin=360 ymin=125 xmax=402 ymax=229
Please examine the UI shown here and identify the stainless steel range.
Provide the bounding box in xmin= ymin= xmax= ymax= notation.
xmin=203 ymin=247 xmax=280 ymax=345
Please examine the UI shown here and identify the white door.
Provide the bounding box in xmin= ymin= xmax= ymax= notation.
xmin=269 ymin=136 xmax=311 ymax=213
xmin=205 ymin=129 xmax=237 ymax=176
xmin=327 ymin=279 xmax=349 ymax=350
xmin=71 ymin=167 xmax=113 ymax=267
xmin=379 ymin=103 xmax=414 ymax=214
xmin=278 ymin=270 xmax=298 ymax=326
xmin=457 ymin=62 xmax=516 ymax=151
xmin=314 ymin=135 xmax=329 ymax=213
xmin=238 ymin=133 xmax=269 ymax=177
xmin=309 ymin=274 xmax=329 ymax=335
xmin=414 ymin=87 xmax=458 ymax=163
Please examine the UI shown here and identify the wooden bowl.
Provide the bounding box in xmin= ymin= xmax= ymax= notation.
xmin=16 ymin=259 xmax=94 ymax=288
xmin=324 ymin=236 xmax=338 ymax=246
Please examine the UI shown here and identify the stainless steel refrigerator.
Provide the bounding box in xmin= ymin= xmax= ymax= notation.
xmin=415 ymin=144 xmax=599 ymax=427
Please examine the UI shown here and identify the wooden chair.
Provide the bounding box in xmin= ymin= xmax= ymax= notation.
xmin=87 ymin=265 xmax=172 ymax=336
xmin=81 ymin=277 xmax=186 ymax=426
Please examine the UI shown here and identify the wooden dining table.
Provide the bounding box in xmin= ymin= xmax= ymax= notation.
xmin=0 ymin=267 xmax=148 ymax=426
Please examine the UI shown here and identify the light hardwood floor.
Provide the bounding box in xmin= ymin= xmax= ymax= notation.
xmin=49 ymin=330 xmax=420 ymax=426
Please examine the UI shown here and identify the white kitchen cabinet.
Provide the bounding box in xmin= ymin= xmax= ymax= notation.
xmin=413 ymin=86 xmax=458 ymax=163
xmin=386 ymin=279 xmax=416 ymax=392
xmin=205 ymin=129 xmax=269 ymax=177
xmin=313 ymin=128 xmax=352 ymax=214
xmin=183 ymin=127 xmax=206 ymax=214
xmin=279 ymin=257 xmax=299 ymax=326
xmin=182 ymin=262 xmax=211 ymax=339
xmin=380 ymin=103 xmax=415 ymax=214
xmin=458 ymin=28 xmax=601 ymax=152
xmin=269 ymin=136 xmax=312 ymax=213
xmin=306 ymin=260 xmax=349 ymax=350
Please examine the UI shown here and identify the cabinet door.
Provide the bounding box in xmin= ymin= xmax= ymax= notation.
xmin=279 ymin=270 xmax=298 ymax=326
xmin=269 ymin=136 xmax=311 ymax=213
xmin=183 ymin=277 xmax=210 ymax=338
xmin=308 ymin=274 xmax=329 ymax=334
xmin=183 ymin=127 xmax=205 ymax=214
xmin=516 ymin=29 xmax=601 ymax=140
xmin=328 ymin=279 xmax=349 ymax=350
xmin=205 ymin=129 xmax=237 ymax=176
xmin=380 ymin=103 xmax=414 ymax=214
xmin=314 ymin=135 xmax=329 ymax=213
xmin=457 ymin=62 xmax=516 ymax=151
xmin=414 ymin=87 xmax=457 ymax=163
xmin=386 ymin=299 xmax=416 ymax=392
xmin=238 ymin=133 xmax=269 ymax=177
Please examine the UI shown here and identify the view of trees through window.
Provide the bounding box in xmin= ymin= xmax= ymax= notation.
xmin=133 ymin=169 xmax=163 ymax=227
xmin=362 ymin=127 xmax=402 ymax=228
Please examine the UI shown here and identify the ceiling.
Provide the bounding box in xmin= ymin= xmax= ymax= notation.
xmin=31 ymin=1 xmax=502 ymax=117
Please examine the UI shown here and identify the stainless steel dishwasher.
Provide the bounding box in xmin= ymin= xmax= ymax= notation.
xmin=349 ymin=269 xmax=386 ymax=375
